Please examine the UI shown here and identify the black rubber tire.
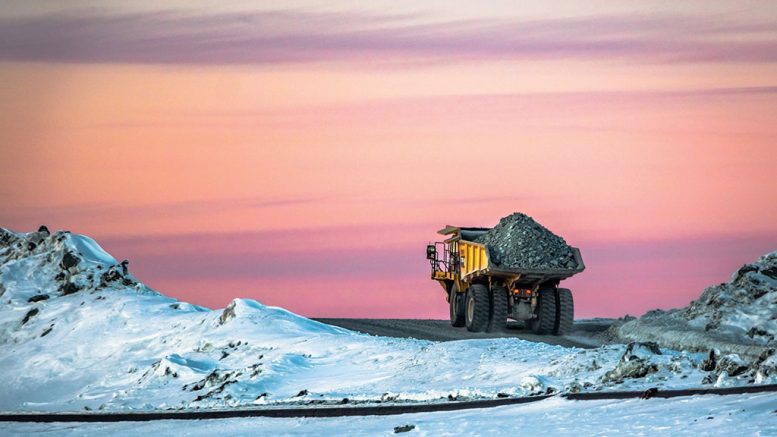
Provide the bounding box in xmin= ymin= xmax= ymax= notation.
xmin=449 ymin=284 xmax=466 ymax=327
xmin=487 ymin=285 xmax=508 ymax=332
xmin=530 ymin=287 xmax=556 ymax=335
xmin=465 ymin=284 xmax=489 ymax=332
xmin=556 ymin=288 xmax=574 ymax=336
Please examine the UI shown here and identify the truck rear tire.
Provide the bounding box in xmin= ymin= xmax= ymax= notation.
xmin=556 ymin=288 xmax=574 ymax=335
xmin=449 ymin=285 xmax=466 ymax=327
xmin=530 ymin=287 xmax=556 ymax=335
xmin=487 ymin=285 xmax=508 ymax=332
xmin=465 ymin=284 xmax=489 ymax=332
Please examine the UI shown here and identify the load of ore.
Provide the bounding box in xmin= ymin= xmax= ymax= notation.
xmin=474 ymin=213 xmax=578 ymax=270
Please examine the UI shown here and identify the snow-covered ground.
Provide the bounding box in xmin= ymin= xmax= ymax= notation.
xmin=1 ymin=228 xmax=775 ymax=434
xmin=2 ymin=393 xmax=775 ymax=436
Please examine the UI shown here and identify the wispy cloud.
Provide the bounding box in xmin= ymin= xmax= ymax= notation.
xmin=1 ymin=9 xmax=776 ymax=65
xmin=98 ymin=226 xmax=431 ymax=281
xmin=0 ymin=196 xmax=321 ymax=230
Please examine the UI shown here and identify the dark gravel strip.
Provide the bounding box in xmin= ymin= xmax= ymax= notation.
xmin=2 ymin=385 xmax=776 ymax=423
xmin=314 ymin=318 xmax=604 ymax=348
xmin=0 ymin=395 xmax=556 ymax=422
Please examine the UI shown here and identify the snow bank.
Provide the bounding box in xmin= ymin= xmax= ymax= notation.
xmin=69 ymin=235 xmax=118 ymax=266
xmin=0 ymin=228 xmax=773 ymax=413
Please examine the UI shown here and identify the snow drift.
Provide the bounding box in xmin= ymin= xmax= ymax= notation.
xmin=0 ymin=228 xmax=774 ymax=412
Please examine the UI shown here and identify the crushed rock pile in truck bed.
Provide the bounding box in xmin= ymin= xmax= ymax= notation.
xmin=474 ymin=213 xmax=578 ymax=270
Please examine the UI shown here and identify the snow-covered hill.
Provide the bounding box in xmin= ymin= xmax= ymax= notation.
xmin=0 ymin=228 xmax=774 ymax=412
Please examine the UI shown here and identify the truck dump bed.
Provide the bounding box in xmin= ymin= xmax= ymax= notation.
xmin=440 ymin=226 xmax=585 ymax=285
xmin=486 ymin=247 xmax=585 ymax=281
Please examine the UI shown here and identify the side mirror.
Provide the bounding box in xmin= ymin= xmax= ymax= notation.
xmin=426 ymin=244 xmax=437 ymax=260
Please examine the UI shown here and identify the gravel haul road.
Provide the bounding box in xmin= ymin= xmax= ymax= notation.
xmin=314 ymin=319 xmax=610 ymax=348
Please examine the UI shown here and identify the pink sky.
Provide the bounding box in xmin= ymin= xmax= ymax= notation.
xmin=1 ymin=2 xmax=776 ymax=318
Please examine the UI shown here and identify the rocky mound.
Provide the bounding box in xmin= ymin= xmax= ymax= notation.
xmin=474 ymin=213 xmax=579 ymax=270
xmin=683 ymin=251 xmax=777 ymax=344
xmin=612 ymin=250 xmax=777 ymax=361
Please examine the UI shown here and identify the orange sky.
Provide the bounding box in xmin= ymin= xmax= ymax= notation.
xmin=1 ymin=2 xmax=776 ymax=317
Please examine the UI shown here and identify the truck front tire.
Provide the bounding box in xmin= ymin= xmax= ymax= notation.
xmin=449 ymin=285 xmax=466 ymax=327
xmin=465 ymin=284 xmax=489 ymax=332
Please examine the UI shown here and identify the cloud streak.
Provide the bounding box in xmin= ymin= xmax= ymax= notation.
xmin=0 ymin=196 xmax=322 ymax=230
xmin=1 ymin=9 xmax=776 ymax=65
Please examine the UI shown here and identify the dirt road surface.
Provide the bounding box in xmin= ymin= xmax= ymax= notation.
xmin=314 ymin=319 xmax=612 ymax=348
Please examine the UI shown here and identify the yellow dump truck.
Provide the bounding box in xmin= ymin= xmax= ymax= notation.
xmin=427 ymin=226 xmax=585 ymax=335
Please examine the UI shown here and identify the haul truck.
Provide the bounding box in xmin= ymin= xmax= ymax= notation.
xmin=427 ymin=226 xmax=585 ymax=335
